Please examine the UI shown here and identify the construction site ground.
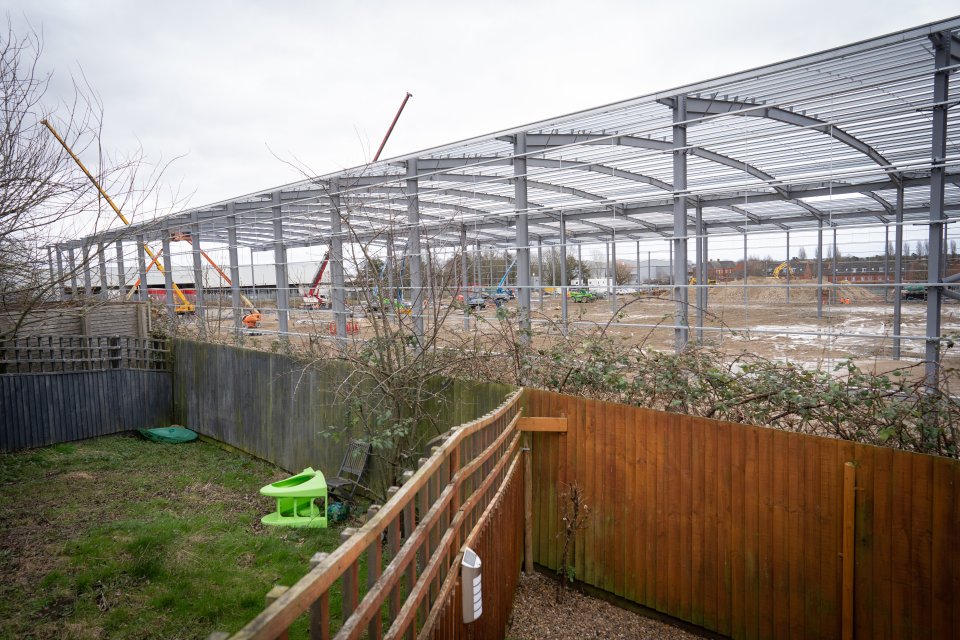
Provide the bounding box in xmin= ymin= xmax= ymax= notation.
xmin=184 ymin=277 xmax=960 ymax=378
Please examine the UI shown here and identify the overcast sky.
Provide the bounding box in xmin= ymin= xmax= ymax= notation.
xmin=10 ymin=1 xmax=958 ymax=208
xmin=8 ymin=1 xmax=959 ymax=267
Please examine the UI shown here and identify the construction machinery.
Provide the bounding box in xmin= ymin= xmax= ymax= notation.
xmin=772 ymin=261 xmax=796 ymax=279
xmin=123 ymin=232 xmax=263 ymax=328
xmin=570 ymin=288 xmax=596 ymax=303
xmin=302 ymin=252 xmax=331 ymax=310
xmin=42 ymin=119 xmax=195 ymax=314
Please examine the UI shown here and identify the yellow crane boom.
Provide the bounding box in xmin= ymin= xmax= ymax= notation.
xmin=41 ymin=119 xmax=194 ymax=313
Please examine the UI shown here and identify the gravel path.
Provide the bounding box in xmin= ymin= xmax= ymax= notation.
xmin=506 ymin=572 xmax=707 ymax=640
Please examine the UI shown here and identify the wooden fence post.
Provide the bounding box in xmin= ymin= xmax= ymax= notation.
xmin=367 ymin=505 xmax=383 ymax=640
xmin=265 ymin=585 xmax=289 ymax=640
xmin=309 ymin=552 xmax=330 ymax=640
xmin=341 ymin=528 xmax=359 ymax=622
xmin=523 ymin=432 xmax=533 ymax=575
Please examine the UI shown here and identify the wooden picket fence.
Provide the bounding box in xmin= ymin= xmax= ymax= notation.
xmin=220 ymin=389 xmax=525 ymax=640
xmin=525 ymin=388 xmax=960 ymax=640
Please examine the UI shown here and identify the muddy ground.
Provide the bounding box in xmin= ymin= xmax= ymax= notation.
xmin=180 ymin=278 xmax=960 ymax=375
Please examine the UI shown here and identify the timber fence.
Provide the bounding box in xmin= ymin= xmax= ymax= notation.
xmin=525 ymin=387 xmax=960 ymax=640
xmin=173 ymin=339 xmax=514 ymax=491
xmin=0 ymin=337 xmax=172 ymax=452
xmin=219 ymin=388 xmax=525 ymax=640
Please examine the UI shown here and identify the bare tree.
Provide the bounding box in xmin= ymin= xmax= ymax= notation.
xmin=0 ymin=19 xmax=182 ymax=340
xmin=614 ymin=259 xmax=633 ymax=285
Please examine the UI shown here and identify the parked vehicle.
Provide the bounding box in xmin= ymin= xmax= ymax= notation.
xmin=466 ymin=296 xmax=490 ymax=310
xmin=570 ymin=289 xmax=596 ymax=303
xmin=902 ymin=285 xmax=927 ymax=301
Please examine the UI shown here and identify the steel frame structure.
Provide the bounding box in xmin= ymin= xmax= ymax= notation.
xmin=59 ymin=17 xmax=960 ymax=374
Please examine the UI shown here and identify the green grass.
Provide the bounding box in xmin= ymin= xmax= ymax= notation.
xmin=0 ymin=434 xmax=349 ymax=639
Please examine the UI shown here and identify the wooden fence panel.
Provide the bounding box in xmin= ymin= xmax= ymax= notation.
xmin=223 ymin=391 xmax=524 ymax=640
xmin=0 ymin=369 xmax=173 ymax=451
xmin=173 ymin=339 xmax=513 ymax=484
xmin=524 ymin=388 xmax=960 ymax=640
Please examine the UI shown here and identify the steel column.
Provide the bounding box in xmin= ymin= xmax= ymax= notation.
xmin=97 ymin=243 xmax=107 ymax=299
xmin=227 ymin=206 xmax=242 ymax=333
xmin=672 ymin=95 xmax=689 ymax=351
xmin=55 ymin=246 xmax=65 ymax=300
xmin=577 ymin=243 xmax=583 ymax=285
xmin=82 ymin=244 xmax=93 ymax=297
xmin=893 ymin=185 xmax=904 ymax=359
xmin=329 ymin=180 xmax=347 ymax=341
xmin=607 ymin=241 xmax=615 ymax=314
xmin=743 ymin=233 xmax=748 ymax=308
xmin=45 ymin=248 xmax=55 ymax=298
xmin=271 ymin=191 xmax=290 ymax=338
xmin=695 ymin=201 xmax=704 ymax=340
xmin=115 ymin=241 xmax=125 ymax=299
xmin=387 ymin=234 xmax=395 ymax=303
xmin=406 ymin=160 xmax=424 ymax=342
xmin=817 ymin=220 xmax=824 ymax=319
xmin=514 ymin=133 xmax=531 ymax=340
xmin=537 ymin=237 xmax=544 ymax=310
xmin=560 ymin=215 xmax=568 ymax=333
xmin=883 ymin=225 xmax=890 ymax=303
xmin=925 ymin=31 xmax=952 ymax=389
xmin=636 ymin=240 xmax=641 ymax=287
xmin=832 ymin=227 xmax=839 ymax=304
xmin=137 ymin=235 xmax=149 ymax=303
xmin=161 ymin=232 xmax=175 ymax=319
xmin=190 ymin=211 xmax=205 ymax=322
xmin=785 ymin=231 xmax=791 ymax=305
xmin=68 ymin=247 xmax=78 ymax=299
xmin=461 ymin=225 xmax=470 ymax=330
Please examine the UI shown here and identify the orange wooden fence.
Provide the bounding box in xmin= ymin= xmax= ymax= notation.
xmin=525 ymin=388 xmax=960 ymax=640
xmin=219 ymin=389 xmax=524 ymax=640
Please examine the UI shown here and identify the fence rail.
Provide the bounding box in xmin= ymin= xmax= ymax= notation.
xmin=525 ymin=388 xmax=960 ymax=640
xmin=223 ymin=389 xmax=524 ymax=640
xmin=0 ymin=335 xmax=168 ymax=373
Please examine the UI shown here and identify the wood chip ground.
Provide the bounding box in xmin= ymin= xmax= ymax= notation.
xmin=506 ymin=572 xmax=709 ymax=639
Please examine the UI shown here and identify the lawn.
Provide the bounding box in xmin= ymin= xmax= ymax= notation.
xmin=0 ymin=434 xmax=348 ymax=639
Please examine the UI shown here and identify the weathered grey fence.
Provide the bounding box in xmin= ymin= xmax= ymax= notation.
xmin=173 ymin=339 xmax=514 ymax=486
xmin=0 ymin=337 xmax=172 ymax=452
